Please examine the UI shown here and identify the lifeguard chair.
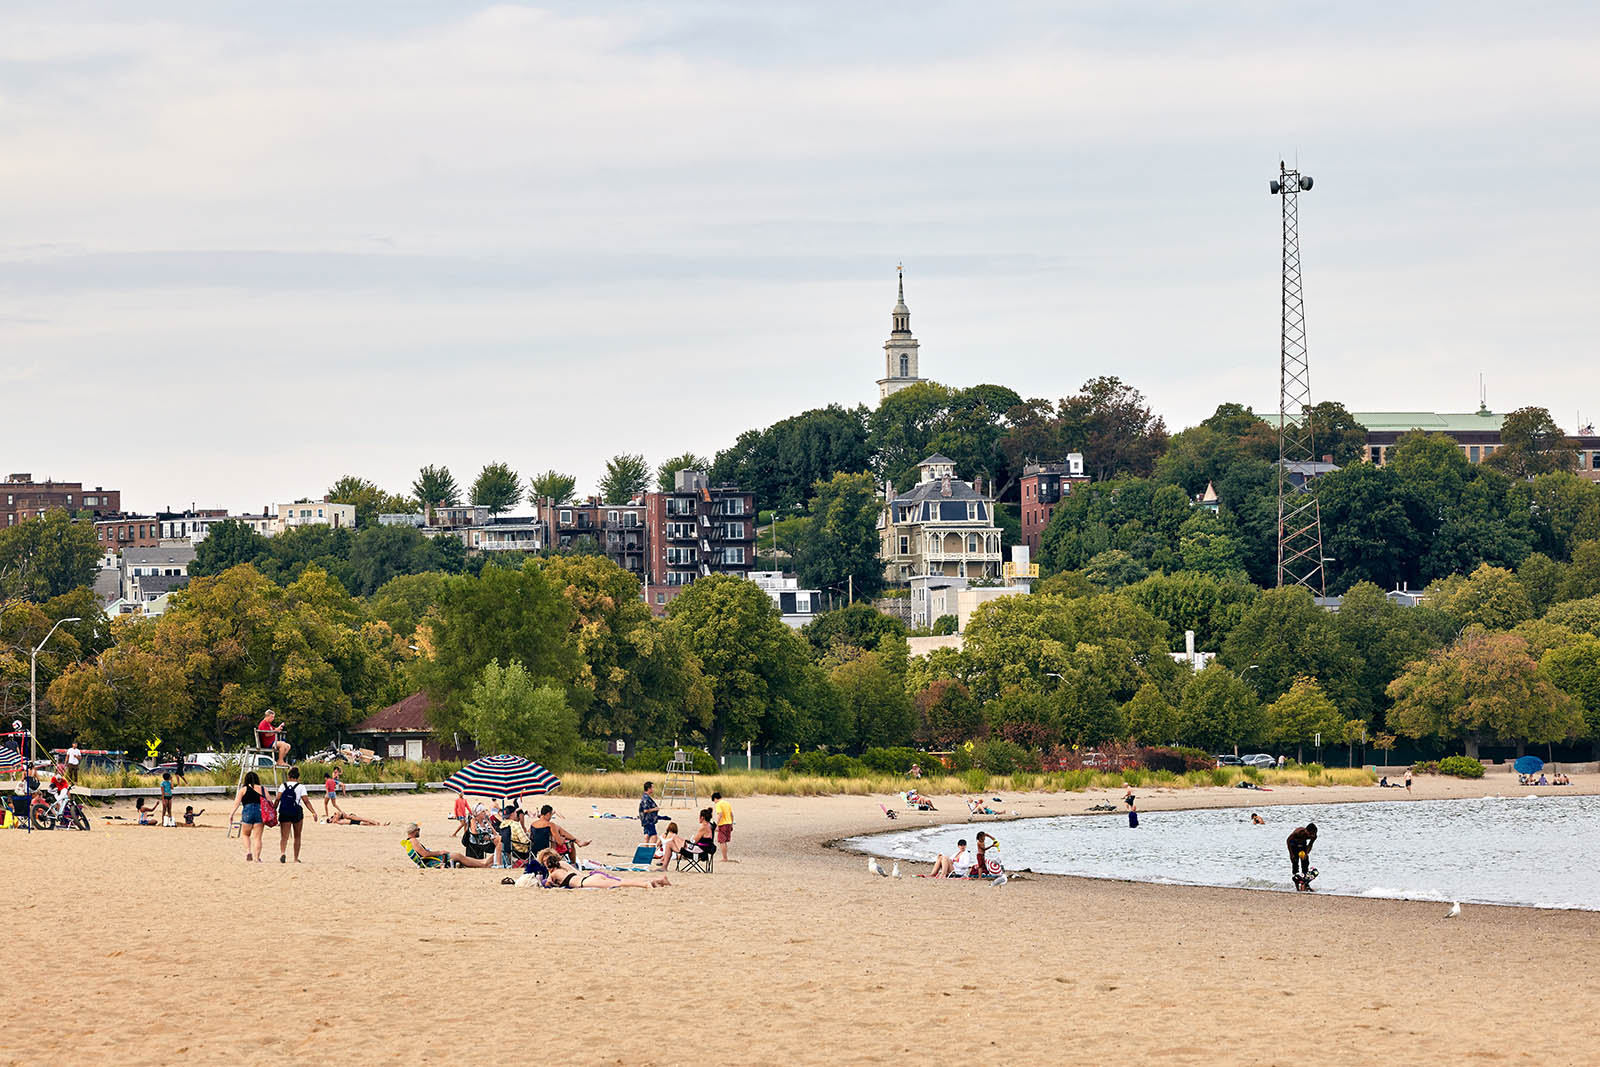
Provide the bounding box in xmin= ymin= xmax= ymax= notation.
xmin=661 ymin=748 xmax=699 ymax=810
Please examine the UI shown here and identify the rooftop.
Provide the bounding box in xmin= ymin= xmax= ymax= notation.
xmin=351 ymin=691 xmax=432 ymax=734
xmin=122 ymin=544 xmax=197 ymax=566
xmin=1350 ymin=410 xmax=1506 ymax=433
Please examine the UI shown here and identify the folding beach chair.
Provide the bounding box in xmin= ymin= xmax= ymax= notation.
xmin=632 ymin=844 xmax=660 ymax=865
xmin=403 ymin=837 xmax=446 ymax=869
xmin=676 ymin=843 xmax=714 ymax=874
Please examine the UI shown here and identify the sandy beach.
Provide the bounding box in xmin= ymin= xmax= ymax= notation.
xmin=9 ymin=776 xmax=1597 ymax=1066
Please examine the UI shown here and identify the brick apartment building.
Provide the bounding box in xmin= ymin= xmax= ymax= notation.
xmin=536 ymin=498 xmax=647 ymax=575
xmin=95 ymin=508 xmax=232 ymax=552
xmin=644 ymin=470 xmax=756 ymax=613
xmin=1017 ymin=454 xmax=1088 ymax=557
xmin=2 ymin=473 xmax=121 ymax=527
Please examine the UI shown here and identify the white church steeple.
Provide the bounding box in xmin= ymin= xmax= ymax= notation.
xmin=877 ymin=264 xmax=925 ymax=402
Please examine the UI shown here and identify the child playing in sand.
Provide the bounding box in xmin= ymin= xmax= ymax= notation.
xmin=182 ymin=806 xmax=204 ymax=826
xmin=135 ymin=798 xmax=160 ymax=825
xmin=160 ymin=772 xmax=175 ymax=826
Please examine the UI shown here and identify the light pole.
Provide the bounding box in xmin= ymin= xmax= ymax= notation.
xmin=30 ymin=617 xmax=80 ymax=761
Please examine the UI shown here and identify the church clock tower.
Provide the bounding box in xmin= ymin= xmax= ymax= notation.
xmin=877 ymin=265 xmax=926 ymax=402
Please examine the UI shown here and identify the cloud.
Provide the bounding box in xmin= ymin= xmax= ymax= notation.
xmin=0 ymin=2 xmax=1596 ymax=509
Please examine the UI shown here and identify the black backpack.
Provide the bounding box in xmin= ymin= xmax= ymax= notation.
xmin=278 ymin=781 xmax=303 ymax=820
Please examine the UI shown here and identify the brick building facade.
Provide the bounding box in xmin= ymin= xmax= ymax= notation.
xmin=2 ymin=474 xmax=120 ymax=527
xmin=1017 ymin=455 xmax=1089 ymax=557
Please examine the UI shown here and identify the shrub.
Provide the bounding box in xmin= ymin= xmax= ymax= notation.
xmin=574 ymin=744 xmax=624 ymax=773
xmin=629 ymin=746 xmax=719 ymax=775
xmin=859 ymin=747 xmax=923 ymax=775
xmin=1438 ymin=755 xmax=1485 ymax=779
xmin=1411 ymin=760 xmax=1441 ymax=775
xmin=784 ymin=751 xmax=869 ymax=778
xmin=971 ymin=739 xmax=1027 ymax=775
xmin=931 ymin=614 xmax=959 ymax=636
xmin=959 ymin=768 xmax=990 ymax=793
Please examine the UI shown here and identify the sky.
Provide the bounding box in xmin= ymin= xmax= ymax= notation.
xmin=2 ymin=1 xmax=1597 ymax=513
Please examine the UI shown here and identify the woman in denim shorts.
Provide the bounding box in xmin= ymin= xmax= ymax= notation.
xmin=230 ymin=770 xmax=268 ymax=861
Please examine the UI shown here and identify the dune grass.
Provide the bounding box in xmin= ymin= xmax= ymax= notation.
xmin=69 ymin=761 xmax=1374 ymax=798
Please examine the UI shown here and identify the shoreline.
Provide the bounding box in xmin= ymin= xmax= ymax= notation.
xmin=9 ymin=775 xmax=1597 ymax=1065
xmin=824 ymin=778 xmax=1600 ymax=914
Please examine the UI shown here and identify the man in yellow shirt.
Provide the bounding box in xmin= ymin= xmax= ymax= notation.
xmin=712 ymin=791 xmax=736 ymax=863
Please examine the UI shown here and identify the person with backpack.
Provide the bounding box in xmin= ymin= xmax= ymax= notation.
xmin=276 ymin=766 xmax=316 ymax=863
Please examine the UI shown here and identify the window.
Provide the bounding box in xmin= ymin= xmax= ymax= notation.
xmin=723 ymin=547 xmax=745 ymax=565
xmin=968 ymin=535 xmax=979 ymax=553
xmin=608 ymin=511 xmax=618 ymax=523
xmin=656 ymin=592 xmax=666 ymax=604
xmin=899 ymin=536 xmax=909 ymax=554
xmin=559 ymin=509 xmax=572 ymax=525
xmin=899 ymin=355 xmax=909 ymax=377
xmin=1469 ymin=445 xmax=1480 ymax=462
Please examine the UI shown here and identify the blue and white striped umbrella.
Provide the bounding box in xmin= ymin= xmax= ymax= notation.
xmin=443 ymin=754 xmax=561 ymax=800
xmin=0 ymin=744 xmax=23 ymax=772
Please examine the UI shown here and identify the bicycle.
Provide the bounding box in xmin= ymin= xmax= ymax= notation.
xmin=31 ymin=790 xmax=91 ymax=831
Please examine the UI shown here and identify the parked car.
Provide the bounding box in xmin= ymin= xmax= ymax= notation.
xmin=148 ymin=761 xmax=212 ymax=776
xmin=1241 ymin=754 xmax=1277 ymax=769
xmin=1214 ymin=754 xmax=1245 ymax=767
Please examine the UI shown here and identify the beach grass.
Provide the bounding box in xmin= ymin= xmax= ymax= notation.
xmin=70 ymin=762 xmax=1374 ymax=798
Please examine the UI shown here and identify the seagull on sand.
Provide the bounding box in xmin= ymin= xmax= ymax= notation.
xmin=891 ymin=861 xmax=902 ymax=879
xmin=1446 ymin=902 xmax=1461 ymax=918
xmin=868 ymin=857 xmax=888 ymax=877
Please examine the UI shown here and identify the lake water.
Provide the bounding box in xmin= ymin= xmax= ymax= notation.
xmin=845 ymin=794 xmax=1600 ymax=911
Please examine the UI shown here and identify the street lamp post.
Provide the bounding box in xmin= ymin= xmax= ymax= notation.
xmin=30 ymin=617 xmax=80 ymax=761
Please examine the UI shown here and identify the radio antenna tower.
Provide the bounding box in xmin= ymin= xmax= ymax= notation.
xmin=1269 ymin=160 xmax=1326 ymax=595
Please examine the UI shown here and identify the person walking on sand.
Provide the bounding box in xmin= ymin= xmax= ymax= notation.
xmin=275 ymin=767 xmax=315 ymax=863
xmin=1287 ymin=822 xmax=1318 ymax=891
xmin=66 ymin=741 xmax=81 ymax=784
xmin=323 ymin=766 xmax=344 ymax=819
xmin=1404 ymin=767 xmax=1413 ymax=793
xmin=639 ymin=781 xmax=660 ymax=844
xmin=713 ymin=791 xmax=736 ymax=863
xmin=230 ymin=771 xmax=269 ymax=861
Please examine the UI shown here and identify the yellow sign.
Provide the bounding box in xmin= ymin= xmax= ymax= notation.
xmin=146 ymin=737 xmax=162 ymax=760
xmin=1003 ymin=562 xmax=1040 ymax=579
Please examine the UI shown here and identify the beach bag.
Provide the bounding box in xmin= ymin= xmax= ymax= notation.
xmin=278 ymin=783 xmax=302 ymax=821
xmin=260 ymin=793 xmax=279 ymax=828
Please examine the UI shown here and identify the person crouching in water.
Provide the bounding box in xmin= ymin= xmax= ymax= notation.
xmin=1287 ymin=822 xmax=1318 ymax=891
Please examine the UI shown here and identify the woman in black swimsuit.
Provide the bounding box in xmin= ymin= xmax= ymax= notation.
xmin=536 ymin=850 xmax=670 ymax=889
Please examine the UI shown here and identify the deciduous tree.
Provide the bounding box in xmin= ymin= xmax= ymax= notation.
xmin=1386 ymin=630 xmax=1581 ymax=757
xmin=412 ymin=465 xmax=460 ymax=516
xmin=459 ymin=660 xmax=579 ymax=766
xmin=469 ymin=462 xmax=522 ymax=514
xmin=795 ymin=472 xmax=886 ymax=601
xmin=598 ymin=453 xmax=651 ymax=504
xmin=528 ymin=470 xmax=578 ymax=506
